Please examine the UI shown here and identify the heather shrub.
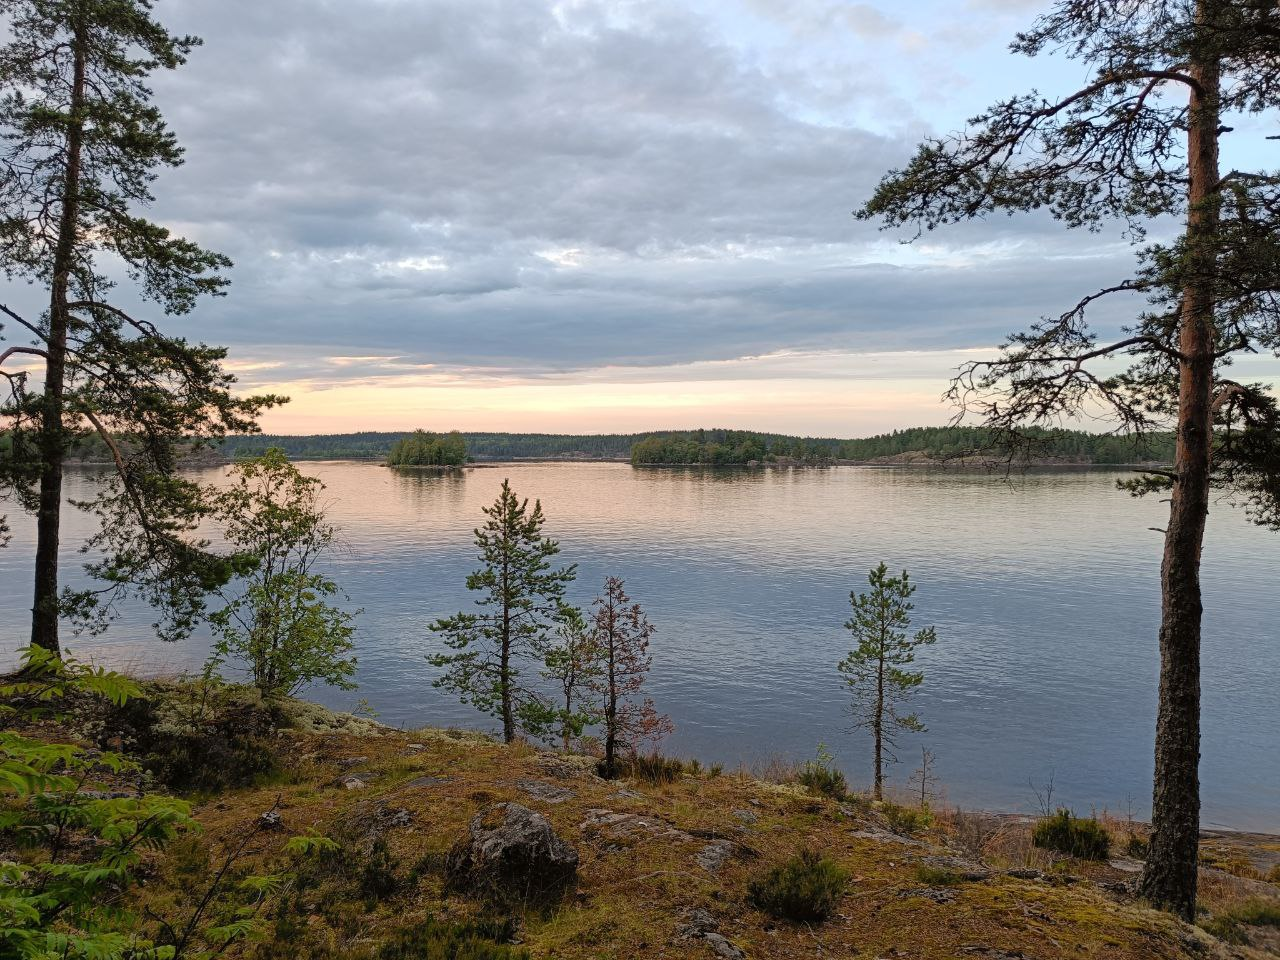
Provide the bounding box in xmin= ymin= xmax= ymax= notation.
xmin=882 ymin=801 xmax=931 ymax=835
xmin=748 ymin=848 xmax=848 ymax=923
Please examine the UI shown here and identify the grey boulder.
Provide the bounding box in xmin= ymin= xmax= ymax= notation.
xmin=446 ymin=802 xmax=579 ymax=903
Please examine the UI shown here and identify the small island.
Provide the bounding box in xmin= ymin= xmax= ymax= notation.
xmin=386 ymin=429 xmax=468 ymax=467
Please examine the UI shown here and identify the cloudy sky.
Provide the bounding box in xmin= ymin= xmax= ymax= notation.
xmin=53 ymin=0 xmax=1280 ymax=434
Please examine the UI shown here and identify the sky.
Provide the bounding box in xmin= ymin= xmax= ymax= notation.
xmin=9 ymin=0 xmax=1280 ymax=436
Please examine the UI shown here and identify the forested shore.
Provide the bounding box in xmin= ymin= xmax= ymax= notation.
xmin=204 ymin=425 xmax=1176 ymax=466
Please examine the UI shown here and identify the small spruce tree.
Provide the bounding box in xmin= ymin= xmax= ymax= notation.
xmin=838 ymin=563 xmax=937 ymax=800
xmin=429 ymin=479 xmax=576 ymax=742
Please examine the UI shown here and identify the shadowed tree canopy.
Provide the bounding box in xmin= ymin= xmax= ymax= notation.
xmin=859 ymin=0 xmax=1280 ymax=920
xmin=0 ymin=0 xmax=282 ymax=652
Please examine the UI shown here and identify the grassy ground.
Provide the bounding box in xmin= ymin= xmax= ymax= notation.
xmin=10 ymin=682 xmax=1280 ymax=958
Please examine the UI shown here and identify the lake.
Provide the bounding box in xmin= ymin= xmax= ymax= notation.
xmin=2 ymin=462 xmax=1277 ymax=831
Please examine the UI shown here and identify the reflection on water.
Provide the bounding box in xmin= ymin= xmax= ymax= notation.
xmin=2 ymin=462 xmax=1277 ymax=830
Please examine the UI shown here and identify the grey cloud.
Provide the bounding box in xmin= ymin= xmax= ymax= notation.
xmin=95 ymin=0 xmax=1159 ymax=389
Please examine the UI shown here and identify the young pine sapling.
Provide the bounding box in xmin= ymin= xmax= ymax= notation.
xmin=838 ymin=563 xmax=936 ymax=800
xmin=430 ymin=479 xmax=577 ymax=743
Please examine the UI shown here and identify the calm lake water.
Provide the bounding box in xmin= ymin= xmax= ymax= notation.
xmin=2 ymin=462 xmax=1277 ymax=831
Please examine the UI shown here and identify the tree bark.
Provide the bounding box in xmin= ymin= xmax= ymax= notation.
xmin=603 ymin=602 xmax=618 ymax=776
xmin=30 ymin=19 xmax=88 ymax=656
xmin=1140 ymin=12 xmax=1220 ymax=921
xmin=500 ymin=530 xmax=514 ymax=743
xmin=874 ymin=658 xmax=884 ymax=801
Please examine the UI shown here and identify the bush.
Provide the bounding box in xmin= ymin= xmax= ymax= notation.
xmin=882 ymin=801 xmax=931 ymax=835
xmin=797 ymin=761 xmax=848 ymax=800
xmin=1031 ymin=809 xmax=1111 ymax=860
xmin=90 ymin=679 xmax=280 ymax=793
xmin=0 ymin=648 xmax=197 ymax=960
xmin=1229 ymin=899 xmax=1280 ymax=927
xmin=359 ymin=837 xmax=401 ymax=903
xmin=1201 ymin=914 xmax=1248 ymax=945
xmin=747 ymin=848 xmax=849 ymax=923
xmin=208 ymin=449 xmax=358 ymax=698
xmin=1268 ymin=864 xmax=1280 ymax=885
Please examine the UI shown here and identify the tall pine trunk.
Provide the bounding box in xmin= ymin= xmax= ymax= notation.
xmin=30 ymin=20 xmax=87 ymax=656
xmin=873 ymin=650 xmax=885 ymax=800
xmin=500 ymin=546 xmax=514 ymax=743
xmin=1140 ymin=15 xmax=1219 ymax=921
xmin=603 ymin=621 xmax=618 ymax=776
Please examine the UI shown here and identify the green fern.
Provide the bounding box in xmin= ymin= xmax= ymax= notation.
xmin=0 ymin=647 xmax=195 ymax=960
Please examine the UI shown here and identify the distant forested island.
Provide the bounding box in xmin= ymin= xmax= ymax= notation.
xmin=629 ymin=426 xmax=1175 ymax=465
xmin=386 ymin=429 xmax=468 ymax=467
xmin=212 ymin=425 xmax=1175 ymax=466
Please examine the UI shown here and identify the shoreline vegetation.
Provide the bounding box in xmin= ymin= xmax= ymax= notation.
xmin=43 ymin=424 xmax=1178 ymax=468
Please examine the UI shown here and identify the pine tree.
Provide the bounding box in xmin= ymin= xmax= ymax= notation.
xmin=0 ymin=0 xmax=281 ymax=654
xmin=590 ymin=576 xmax=671 ymax=777
xmin=838 ymin=564 xmax=936 ymax=801
xmin=429 ymin=479 xmax=576 ymax=743
xmin=859 ymin=0 xmax=1280 ymax=917
xmin=539 ymin=606 xmax=603 ymax=750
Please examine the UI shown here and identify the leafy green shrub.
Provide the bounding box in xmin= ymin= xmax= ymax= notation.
xmin=373 ymin=917 xmax=528 ymax=959
xmin=1031 ymin=809 xmax=1111 ymax=860
xmin=1126 ymin=834 xmax=1149 ymax=858
xmin=882 ymin=801 xmax=931 ymax=835
xmin=208 ymin=449 xmax=359 ymax=697
xmin=747 ymin=848 xmax=849 ymax=923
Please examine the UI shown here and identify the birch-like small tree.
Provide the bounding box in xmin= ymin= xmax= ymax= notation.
xmin=206 ymin=449 xmax=357 ymax=698
xmin=838 ymin=564 xmax=936 ymax=800
xmin=589 ymin=576 xmax=671 ymax=776
xmin=429 ymin=479 xmax=576 ymax=743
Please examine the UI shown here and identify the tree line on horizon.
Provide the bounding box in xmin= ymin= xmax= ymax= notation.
xmin=631 ymin=426 xmax=1176 ymax=465
xmin=214 ymin=424 xmax=1177 ymax=465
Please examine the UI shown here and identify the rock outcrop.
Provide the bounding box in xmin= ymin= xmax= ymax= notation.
xmin=446 ymin=801 xmax=579 ymax=904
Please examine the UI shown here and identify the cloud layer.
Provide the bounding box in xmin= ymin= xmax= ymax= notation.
xmin=15 ymin=0 xmax=1261 ymax=432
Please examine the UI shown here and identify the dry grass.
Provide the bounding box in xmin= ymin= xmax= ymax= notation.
xmin=35 ymin=685 xmax=1275 ymax=960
